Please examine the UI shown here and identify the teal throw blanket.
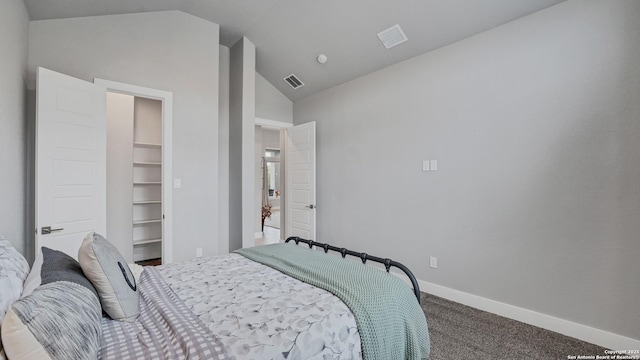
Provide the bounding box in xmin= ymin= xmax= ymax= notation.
xmin=235 ymin=243 xmax=430 ymax=360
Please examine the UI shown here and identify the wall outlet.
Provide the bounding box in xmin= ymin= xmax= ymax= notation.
xmin=429 ymin=256 xmax=438 ymax=269
xmin=196 ymin=248 xmax=203 ymax=257
xmin=174 ymin=178 xmax=182 ymax=189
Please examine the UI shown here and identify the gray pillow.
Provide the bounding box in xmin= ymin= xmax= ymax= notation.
xmin=78 ymin=232 xmax=140 ymax=322
xmin=1 ymin=247 xmax=101 ymax=360
xmin=22 ymin=247 xmax=98 ymax=299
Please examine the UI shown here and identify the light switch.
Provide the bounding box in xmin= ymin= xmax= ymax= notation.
xmin=422 ymin=161 xmax=430 ymax=172
xmin=430 ymin=160 xmax=438 ymax=171
xmin=174 ymin=178 xmax=182 ymax=189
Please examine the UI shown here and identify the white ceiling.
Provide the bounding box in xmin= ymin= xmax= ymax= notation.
xmin=23 ymin=0 xmax=565 ymax=101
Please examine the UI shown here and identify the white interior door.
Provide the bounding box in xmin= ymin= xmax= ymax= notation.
xmin=36 ymin=67 xmax=107 ymax=258
xmin=285 ymin=121 xmax=316 ymax=240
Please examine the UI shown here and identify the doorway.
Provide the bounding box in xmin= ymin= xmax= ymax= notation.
xmin=33 ymin=68 xmax=172 ymax=262
xmin=255 ymin=126 xmax=283 ymax=246
xmin=262 ymin=148 xmax=281 ymax=243
xmin=95 ymin=78 xmax=173 ymax=264
xmin=254 ymin=117 xmax=293 ymax=246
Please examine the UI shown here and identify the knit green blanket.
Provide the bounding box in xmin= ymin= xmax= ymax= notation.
xmin=235 ymin=243 xmax=430 ymax=360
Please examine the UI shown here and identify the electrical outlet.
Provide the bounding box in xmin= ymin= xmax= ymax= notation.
xmin=429 ymin=256 xmax=438 ymax=269
xmin=196 ymin=248 xmax=203 ymax=257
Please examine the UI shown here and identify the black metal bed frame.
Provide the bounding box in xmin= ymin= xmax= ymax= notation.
xmin=285 ymin=236 xmax=421 ymax=304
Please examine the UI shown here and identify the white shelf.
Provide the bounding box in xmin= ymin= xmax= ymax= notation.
xmin=134 ymin=161 xmax=162 ymax=166
xmin=133 ymin=142 xmax=162 ymax=148
xmin=133 ymin=114 xmax=162 ymax=261
xmin=133 ymin=219 xmax=162 ymax=225
xmin=133 ymin=238 xmax=162 ymax=246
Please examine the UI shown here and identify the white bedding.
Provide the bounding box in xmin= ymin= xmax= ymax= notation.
xmin=158 ymin=253 xmax=363 ymax=360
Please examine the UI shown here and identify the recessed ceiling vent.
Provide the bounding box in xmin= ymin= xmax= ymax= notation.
xmin=284 ymin=74 xmax=305 ymax=89
xmin=377 ymin=24 xmax=408 ymax=49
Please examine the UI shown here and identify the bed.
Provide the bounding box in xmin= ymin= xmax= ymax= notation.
xmin=1 ymin=235 xmax=430 ymax=360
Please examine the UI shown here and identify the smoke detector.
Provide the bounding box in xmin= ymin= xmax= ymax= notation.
xmin=284 ymin=74 xmax=305 ymax=89
xmin=377 ymin=24 xmax=408 ymax=49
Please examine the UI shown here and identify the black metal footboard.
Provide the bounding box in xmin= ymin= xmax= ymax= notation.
xmin=285 ymin=236 xmax=421 ymax=304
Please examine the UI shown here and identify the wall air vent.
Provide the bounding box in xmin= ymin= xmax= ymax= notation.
xmin=377 ymin=24 xmax=408 ymax=49
xmin=284 ymin=74 xmax=305 ymax=89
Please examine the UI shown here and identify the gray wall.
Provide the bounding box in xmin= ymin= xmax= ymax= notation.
xmin=229 ymin=37 xmax=256 ymax=251
xmin=106 ymin=92 xmax=134 ymax=262
xmin=294 ymin=0 xmax=640 ymax=340
xmin=0 ymin=0 xmax=29 ymax=255
xmin=29 ymin=11 xmax=221 ymax=262
xmin=219 ymin=45 xmax=230 ymax=255
xmin=256 ymin=72 xmax=293 ymax=123
xmin=261 ymin=128 xmax=281 ymax=149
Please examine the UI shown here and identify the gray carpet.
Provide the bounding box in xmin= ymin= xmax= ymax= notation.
xmin=421 ymin=293 xmax=607 ymax=359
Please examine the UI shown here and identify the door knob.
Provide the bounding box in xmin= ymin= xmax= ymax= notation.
xmin=41 ymin=226 xmax=64 ymax=235
xmin=305 ymin=204 xmax=315 ymax=209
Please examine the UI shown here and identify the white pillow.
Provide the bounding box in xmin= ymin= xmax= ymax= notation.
xmin=78 ymin=232 xmax=140 ymax=322
xmin=0 ymin=238 xmax=30 ymax=358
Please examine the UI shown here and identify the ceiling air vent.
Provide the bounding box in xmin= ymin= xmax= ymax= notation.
xmin=377 ymin=24 xmax=408 ymax=49
xmin=284 ymin=74 xmax=305 ymax=89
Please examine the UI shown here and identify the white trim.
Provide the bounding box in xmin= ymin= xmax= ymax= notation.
xmin=400 ymin=275 xmax=640 ymax=350
xmin=255 ymin=117 xmax=293 ymax=129
xmin=94 ymin=78 xmax=174 ymax=264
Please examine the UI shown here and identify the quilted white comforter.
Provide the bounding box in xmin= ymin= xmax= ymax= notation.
xmin=158 ymin=253 xmax=363 ymax=360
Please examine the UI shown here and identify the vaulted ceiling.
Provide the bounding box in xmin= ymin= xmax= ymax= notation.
xmin=23 ymin=0 xmax=565 ymax=101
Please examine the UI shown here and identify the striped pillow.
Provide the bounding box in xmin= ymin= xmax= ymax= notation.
xmin=0 ymin=248 xmax=101 ymax=360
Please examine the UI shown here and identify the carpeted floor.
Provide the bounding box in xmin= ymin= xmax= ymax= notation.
xmin=421 ymin=293 xmax=607 ymax=359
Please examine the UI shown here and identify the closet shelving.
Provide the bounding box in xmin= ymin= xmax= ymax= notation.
xmin=132 ymin=134 xmax=162 ymax=261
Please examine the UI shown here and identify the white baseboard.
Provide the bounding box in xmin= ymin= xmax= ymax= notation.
xmin=254 ymin=232 xmax=263 ymax=239
xmin=415 ymin=278 xmax=640 ymax=350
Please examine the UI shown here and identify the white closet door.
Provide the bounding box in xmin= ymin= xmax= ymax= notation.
xmin=35 ymin=67 xmax=107 ymax=258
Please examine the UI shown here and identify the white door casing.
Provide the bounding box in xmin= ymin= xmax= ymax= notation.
xmin=285 ymin=121 xmax=316 ymax=240
xmin=36 ymin=67 xmax=107 ymax=258
xmin=94 ymin=78 xmax=174 ymax=264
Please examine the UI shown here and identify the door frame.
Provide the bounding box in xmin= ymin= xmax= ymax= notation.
xmin=94 ymin=78 xmax=174 ymax=263
xmin=255 ymin=117 xmax=292 ymax=240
